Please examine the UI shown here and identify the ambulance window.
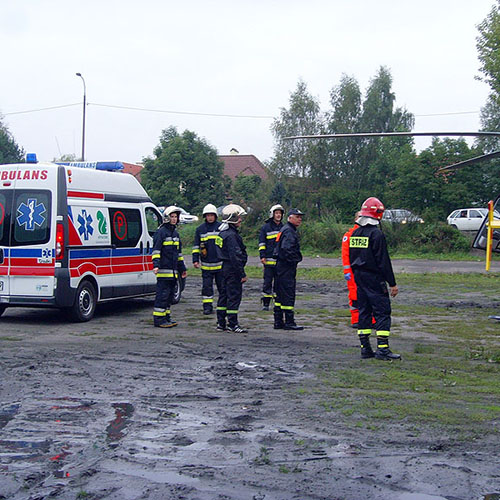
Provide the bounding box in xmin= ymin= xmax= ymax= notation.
xmin=145 ymin=207 xmax=161 ymax=236
xmin=109 ymin=208 xmax=142 ymax=248
xmin=12 ymin=190 xmax=51 ymax=246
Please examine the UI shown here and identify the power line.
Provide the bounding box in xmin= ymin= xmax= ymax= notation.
xmin=89 ymin=102 xmax=275 ymax=119
xmin=4 ymin=103 xmax=80 ymax=115
xmin=3 ymin=101 xmax=480 ymax=119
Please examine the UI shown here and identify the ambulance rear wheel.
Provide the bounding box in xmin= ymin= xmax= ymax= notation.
xmin=69 ymin=281 xmax=97 ymax=322
xmin=172 ymin=275 xmax=186 ymax=305
xmin=0 ymin=305 xmax=6 ymax=318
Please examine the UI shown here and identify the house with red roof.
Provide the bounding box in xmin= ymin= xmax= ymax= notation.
xmin=219 ymin=150 xmax=268 ymax=181
xmin=122 ymin=162 xmax=144 ymax=182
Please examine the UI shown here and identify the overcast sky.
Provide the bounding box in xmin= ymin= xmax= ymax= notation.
xmin=0 ymin=0 xmax=495 ymax=164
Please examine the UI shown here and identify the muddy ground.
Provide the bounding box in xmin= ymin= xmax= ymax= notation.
xmin=0 ymin=268 xmax=499 ymax=500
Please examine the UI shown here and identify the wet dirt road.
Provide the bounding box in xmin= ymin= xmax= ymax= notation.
xmin=0 ymin=274 xmax=499 ymax=500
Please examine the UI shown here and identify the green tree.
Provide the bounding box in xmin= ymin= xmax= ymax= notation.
xmin=0 ymin=117 xmax=24 ymax=164
xmin=325 ymin=74 xmax=362 ymax=182
xmin=141 ymin=126 xmax=226 ymax=211
xmin=476 ymin=3 xmax=500 ymax=157
xmin=231 ymin=174 xmax=262 ymax=206
xmin=270 ymin=80 xmax=322 ymax=178
xmin=477 ymin=1 xmax=500 ymax=98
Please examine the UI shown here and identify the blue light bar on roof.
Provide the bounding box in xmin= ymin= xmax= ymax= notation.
xmin=26 ymin=153 xmax=38 ymax=163
xmin=56 ymin=161 xmax=124 ymax=171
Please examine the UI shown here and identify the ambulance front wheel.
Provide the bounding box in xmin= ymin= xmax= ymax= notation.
xmin=69 ymin=281 xmax=97 ymax=322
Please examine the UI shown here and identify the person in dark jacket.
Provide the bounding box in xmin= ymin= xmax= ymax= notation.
xmin=349 ymin=197 xmax=400 ymax=360
xmin=152 ymin=206 xmax=188 ymax=328
xmin=192 ymin=203 xmax=222 ymax=315
xmin=273 ymin=208 xmax=304 ymax=330
xmin=215 ymin=204 xmax=248 ymax=333
xmin=258 ymin=204 xmax=284 ymax=311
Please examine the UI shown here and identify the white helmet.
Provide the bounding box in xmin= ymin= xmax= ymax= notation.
xmin=163 ymin=205 xmax=181 ymax=220
xmin=269 ymin=204 xmax=285 ymax=219
xmin=202 ymin=203 xmax=218 ymax=216
xmin=221 ymin=204 xmax=247 ymax=224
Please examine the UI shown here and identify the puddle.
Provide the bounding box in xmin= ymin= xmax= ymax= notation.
xmin=0 ymin=403 xmax=20 ymax=429
xmin=106 ymin=403 xmax=134 ymax=441
xmin=484 ymin=495 xmax=500 ymax=500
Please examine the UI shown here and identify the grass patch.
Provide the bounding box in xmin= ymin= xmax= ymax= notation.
xmin=314 ymin=344 xmax=500 ymax=434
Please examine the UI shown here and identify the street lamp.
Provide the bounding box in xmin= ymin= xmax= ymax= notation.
xmin=75 ymin=72 xmax=86 ymax=161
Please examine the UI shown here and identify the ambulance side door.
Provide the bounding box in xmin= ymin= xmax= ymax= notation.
xmin=143 ymin=205 xmax=162 ymax=294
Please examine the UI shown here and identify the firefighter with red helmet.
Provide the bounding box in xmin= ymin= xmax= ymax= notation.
xmin=258 ymin=204 xmax=284 ymax=310
xmin=349 ymin=197 xmax=400 ymax=360
xmin=152 ymin=206 xmax=188 ymax=328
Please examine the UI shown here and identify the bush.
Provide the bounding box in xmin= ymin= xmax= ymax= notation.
xmin=383 ymin=222 xmax=471 ymax=254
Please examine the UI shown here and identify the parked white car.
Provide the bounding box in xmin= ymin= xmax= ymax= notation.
xmin=447 ymin=208 xmax=500 ymax=231
xmin=178 ymin=208 xmax=199 ymax=224
xmin=156 ymin=206 xmax=199 ymax=224
xmin=382 ymin=209 xmax=424 ymax=224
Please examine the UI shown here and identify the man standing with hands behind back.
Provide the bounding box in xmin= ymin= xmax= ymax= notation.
xmin=273 ymin=208 xmax=304 ymax=331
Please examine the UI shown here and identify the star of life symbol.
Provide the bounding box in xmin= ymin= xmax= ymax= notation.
xmin=77 ymin=209 xmax=94 ymax=241
xmin=16 ymin=198 xmax=46 ymax=231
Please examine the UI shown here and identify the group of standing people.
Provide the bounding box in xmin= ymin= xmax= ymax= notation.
xmin=151 ymin=197 xmax=400 ymax=361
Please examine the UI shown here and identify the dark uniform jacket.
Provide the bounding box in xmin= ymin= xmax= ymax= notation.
xmin=274 ymin=222 xmax=302 ymax=265
xmin=258 ymin=219 xmax=283 ymax=266
xmin=192 ymin=220 xmax=222 ymax=271
xmin=152 ymin=223 xmax=186 ymax=278
xmin=349 ymin=225 xmax=396 ymax=287
xmin=216 ymin=224 xmax=248 ymax=279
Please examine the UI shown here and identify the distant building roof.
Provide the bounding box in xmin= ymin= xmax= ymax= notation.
xmin=219 ymin=154 xmax=268 ymax=181
xmin=122 ymin=162 xmax=144 ymax=182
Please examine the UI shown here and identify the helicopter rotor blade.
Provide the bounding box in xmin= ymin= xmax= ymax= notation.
xmin=437 ymin=150 xmax=500 ymax=172
xmin=283 ymin=131 xmax=500 ymax=140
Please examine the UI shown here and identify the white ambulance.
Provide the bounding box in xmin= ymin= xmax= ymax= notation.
xmin=0 ymin=155 xmax=183 ymax=321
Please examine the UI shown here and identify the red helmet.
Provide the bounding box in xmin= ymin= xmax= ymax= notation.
xmin=360 ymin=197 xmax=385 ymax=220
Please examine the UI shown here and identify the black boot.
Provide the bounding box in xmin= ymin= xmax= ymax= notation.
xmin=153 ymin=316 xmax=166 ymax=328
xmin=375 ymin=336 xmax=401 ymax=360
xmin=203 ymin=303 xmax=214 ymax=315
xmin=261 ymin=297 xmax=271 ymax=311
xmin=284 ymin=311 xmax=304 ymax=330
xmin=216 ymin=309 xmax=227 ymax=331
xmin=164 ymin=315 xmax=178 ymax=327
xmin=273 ymin=307 xmax=285 ymax=329
xmin=154 ymin=315 xmax=177 ymax=328
xmin=359 ymin=334 xmax=375 ymax=359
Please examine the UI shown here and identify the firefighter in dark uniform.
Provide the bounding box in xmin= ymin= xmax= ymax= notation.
xmin=192 ymin=203 xmax=222 ymax=315
xmin=258 ymin=204 xmax=284 ymax=311
xmin=273 ymin=208 xmax=304 ymax=330
xmin=152 ymin=206 xmax=188 ymax=328
xmin=215 ymin=204 xmax=248 ymax=333
xmin=349 ymin=197 xmax=400 ymax=360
